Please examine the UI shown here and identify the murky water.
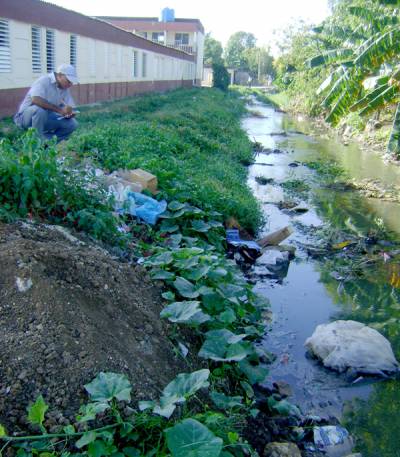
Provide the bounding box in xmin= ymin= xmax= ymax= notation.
xmin=243 ymin=99 xmax=400 ymax=456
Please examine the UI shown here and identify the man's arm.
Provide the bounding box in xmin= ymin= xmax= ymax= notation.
xmin=31 ymin=96 xmax=72 ymax=116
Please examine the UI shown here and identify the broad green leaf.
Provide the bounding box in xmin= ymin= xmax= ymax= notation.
xmin=307 ymin=48 xmax=354 ymax=68
xmin=76 ymin=431 xmax=97 ymax=449
xmin=217 ymin=308 xmax=236 ymax=324
xmin=174 ymin=247 xmax=204 ymax=258
xmin=162 ymin=291 xmax=175 ymax=301
xmin=175 ymin=256 xmax=200 ymax=270
xmin=168 ymin=201 xmax=186 ymax=211
xmin=0 ymin=424 xmax=6 ymax=437
xmin=138 ymin=400 xmax=155 ymax=411
xmin=206 ymin=329 xmax=247 ymax=344
xmin=191 ymin=220 xmax=211 ymax=232
xmin=163 ymin=369 xmax=210 ymax=400
xmin=123 ymin=447 xmax=141 ymax=457
xmin=27 ymin=395 xmax=48 ymax=427
xmin=145 ymin=251 xmax=173 ymax=267
xmin=165 ymin=419 xmax=223 ymax=457
xmin=173 ymin=277 xmax=199 ymax=298
xmin=151 ymin=269 xmax=175 ymax=280
xmin=77 ymin=402 xmax=110 ymax=423
xmin=88 ymin=439 xmax=110 ymax=457
xmin=84 ymin=372 xmax=131 ymax=402
xmin=207 ymin=267 xmax=228 ymax=280
xmin=187 ymin=311 xmax=211 ymax=325
xmin=63 ymin=425 xmax=75 ymax=435
xmin=218 ymin=283 xmax=245 ymax=298
xmin=159 ymin=220 xmax=179 ymax=233
xmin=267 ymin=396 xmax=301 ymax=417
xmin=160 ymin=300 xmax=202 ymax=323
xmin=199 ymin=330 xmax=251 ymax=362
xmin=238 ymin=360 xmax=269 ymax=384
xmin=210 ymin=392 xmax=243 ymax=410
xmin=185 ymin=265 xmax=211 ymax=281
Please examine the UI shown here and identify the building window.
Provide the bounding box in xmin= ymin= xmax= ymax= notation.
xmin=31 ymin=26 xmax=42 ymax=73
xmin=151 ymin=32 xmax=164 ymax=43
xmin=70 ymin=35 xmax=77 ymax=68
xmin=132 ymin=50 xmax=138 ymax=78
xmin=0 ymin=19 xmax=11 ymax=73
xmin=46 ymin=29 xmax=55 ymax=72
xmin=142 ymin=52 xmax=147 ymax=77
xmin=175 ymin=33 xmax=189 ymax=45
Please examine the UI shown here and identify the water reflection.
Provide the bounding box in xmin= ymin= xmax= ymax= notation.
xmin=244 ymin=101 xmax=400 ymax=456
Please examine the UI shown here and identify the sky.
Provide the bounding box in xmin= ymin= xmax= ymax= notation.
xmin=48 ymin=0 xmax=330 ymax=51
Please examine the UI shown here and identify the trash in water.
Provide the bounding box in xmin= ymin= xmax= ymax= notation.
xmin=226 ymin=229 xmax=261 ymax=264
xmin=313 ymin=425 xmax=353 ymax=457
xmin=257 ymin=226 xmax=294 ymax=248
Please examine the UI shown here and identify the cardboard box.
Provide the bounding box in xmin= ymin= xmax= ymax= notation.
xmin=116 ymin=169 xmax=158 ymax=194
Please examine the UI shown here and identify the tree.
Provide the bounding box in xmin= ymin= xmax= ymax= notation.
xmin=243 ymin=47 xmax=275 ymax=81
xmin=224 ymin=32 xmax=256 ymax=69
xmin=204 ymin=33 xmax=223 ymax=66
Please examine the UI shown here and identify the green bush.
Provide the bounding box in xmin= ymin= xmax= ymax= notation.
xmin=212 ymin=63 xmax=230 ymax=91
xmin=0 ymin=129 xmax=120 ymax=242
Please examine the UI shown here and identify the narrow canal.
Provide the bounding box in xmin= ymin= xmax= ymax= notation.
xmin=242 ymin=97 xmax=400 ymax=456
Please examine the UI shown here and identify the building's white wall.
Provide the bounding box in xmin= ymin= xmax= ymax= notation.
xmin=0 ymin=18 xmax=195 ymax=90
xmin=195 ymin=31 xmax=204 ymax=82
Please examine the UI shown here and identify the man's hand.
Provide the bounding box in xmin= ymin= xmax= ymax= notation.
xmin=60 ymin=105 xmax=74 ymax=118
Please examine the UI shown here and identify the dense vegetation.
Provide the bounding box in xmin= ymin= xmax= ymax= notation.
xmin=274 ymin=0 xmax=400 ymax=156
xmin=0 ymin=88 xmax=294 ymax=457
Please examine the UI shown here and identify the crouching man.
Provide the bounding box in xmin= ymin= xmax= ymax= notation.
xmin=14 ymin=64 xmax=79 ymax=143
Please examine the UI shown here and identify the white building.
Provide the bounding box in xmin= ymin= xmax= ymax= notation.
xmin=0 ymin=0 xmax=199 ymax=117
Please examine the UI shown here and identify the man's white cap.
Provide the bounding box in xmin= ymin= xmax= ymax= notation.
xmin=57 ymin=63 xmax=79 ymax=84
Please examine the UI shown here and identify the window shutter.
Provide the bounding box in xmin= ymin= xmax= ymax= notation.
xmin=70 ymin=35 xmax=77 ymax=68
xmin=0 ymin=19 xmax=11 ymax=73
xmin=31 ymin=26 xmax=41 ymax=73
xmin=46 ymin=29 xmax=55 ymax=72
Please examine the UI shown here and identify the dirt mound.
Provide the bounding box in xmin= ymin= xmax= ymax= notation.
xmin=0 ymin=221 xmax=186 ymax=431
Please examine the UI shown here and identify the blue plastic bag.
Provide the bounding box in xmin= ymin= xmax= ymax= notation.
xmin=127 ymin=192 xmax=167 ymax=225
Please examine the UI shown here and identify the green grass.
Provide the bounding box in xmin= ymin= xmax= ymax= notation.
xmin=68 ymin=88 xmax=262 ymax=233
xmin=0 ymin=88 xmax=262 ymax=235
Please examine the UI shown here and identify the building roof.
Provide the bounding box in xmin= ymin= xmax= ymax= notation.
xmin=97 ymin=17 xmax=205 ymax=34
xmin=1 ymin=0 xmax=195 ymax=61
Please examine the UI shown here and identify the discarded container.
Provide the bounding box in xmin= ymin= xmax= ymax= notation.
xmin=226 ymin=229 xmax=261 ymax=251
xmin=313 ymin=426 xmax=353 ymax=457
xmin=116 ymin=169 xmax=158 ymax=194
xmin=257 ymin=226 xmax=293 ymax=248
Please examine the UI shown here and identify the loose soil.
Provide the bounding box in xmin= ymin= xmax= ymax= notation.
xmin=0 ymin=221 xmax=189 ymax=432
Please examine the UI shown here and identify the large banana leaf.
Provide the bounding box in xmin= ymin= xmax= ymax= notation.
xmin=350 ymin=83 xmax=390 ymax=111
xmin=325 ymin=84 xmax=361 ymax=125
xmin=322 ymin=67 xmax=362 ymax=108
xmin=307 ymin=48 xmax=354 ymax=68
xmin=354 ymin=26 xmax=400 ymax=70
xmin=387 ymin=102 xmax=400 ymax=156
xmin=349 ymin=5 xmax=399 ymax=31
xmin=359 ymin=85 xmax=399 ymax=116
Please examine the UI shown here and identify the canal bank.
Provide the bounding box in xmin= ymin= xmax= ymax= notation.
xmin=242 ymin=96 xmax=400 ymax=456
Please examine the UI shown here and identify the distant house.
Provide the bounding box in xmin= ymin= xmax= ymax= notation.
xmin=97 ymin=9 xmax=204 ymax=85
xmin=0 ymin=1 xmax=198 ymax=117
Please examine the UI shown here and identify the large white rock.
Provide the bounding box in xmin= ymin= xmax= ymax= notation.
xmin=305 ymin=320 xmax=399 ymax=375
